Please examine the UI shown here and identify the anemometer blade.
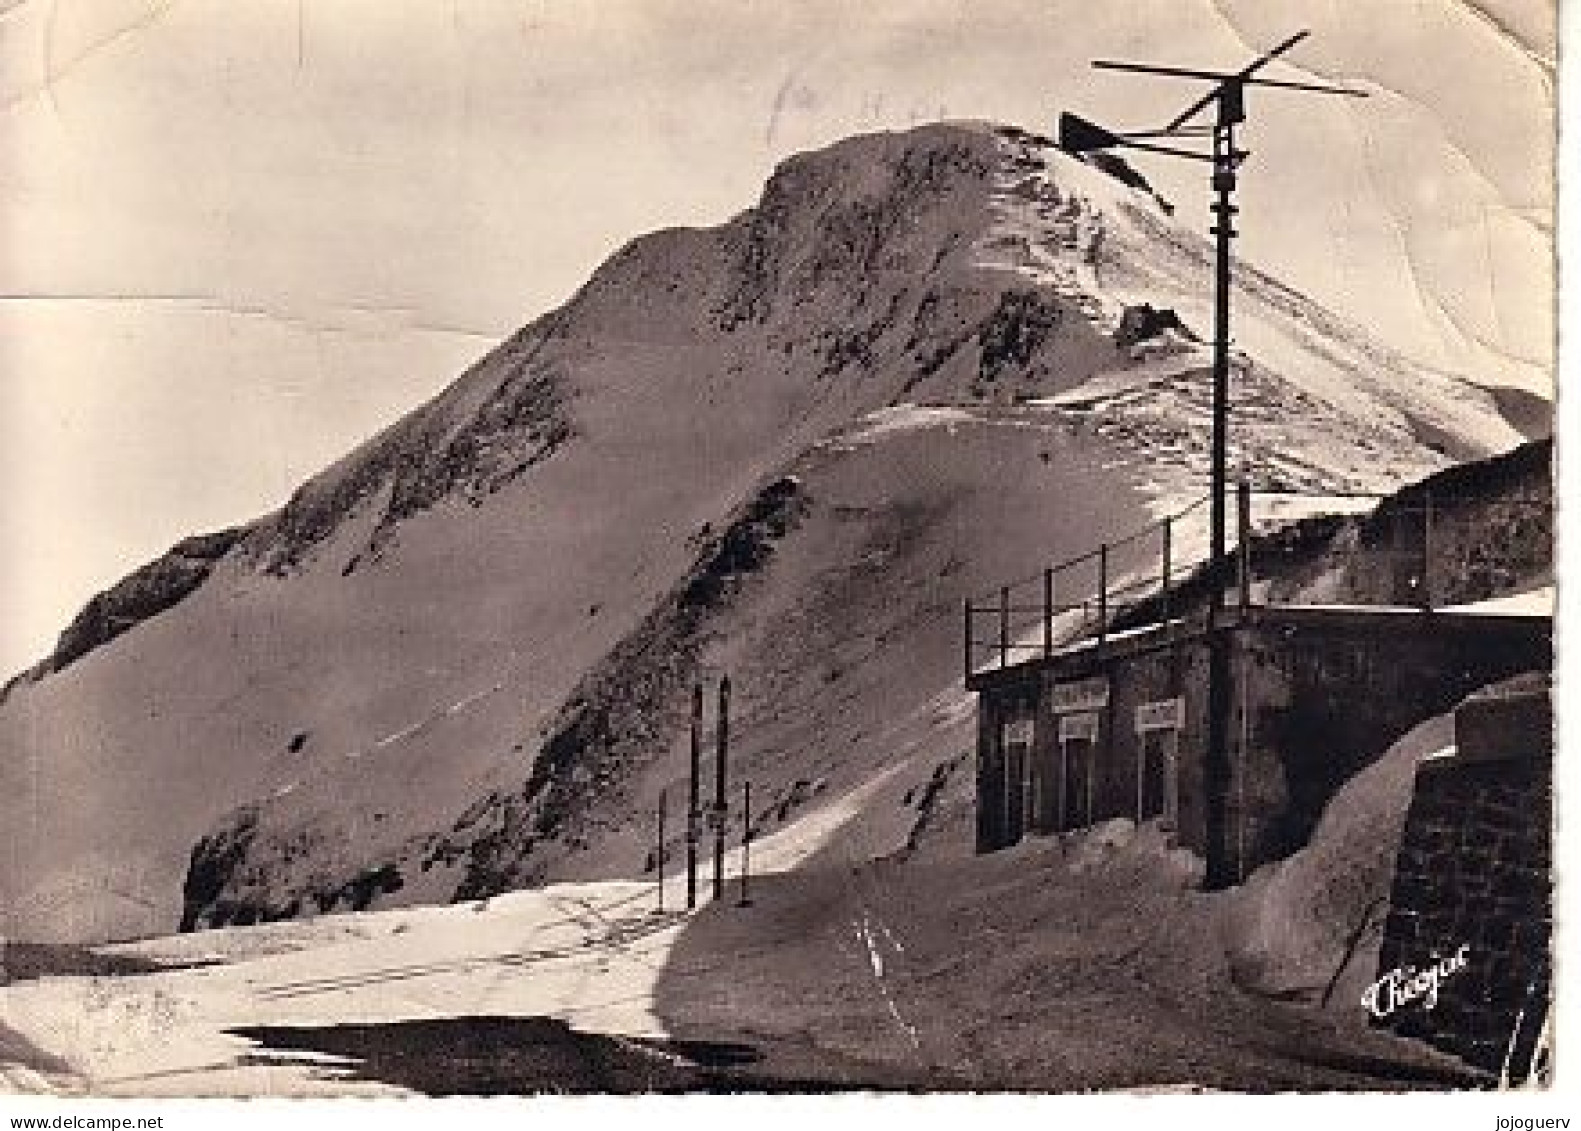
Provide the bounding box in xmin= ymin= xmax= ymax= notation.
xmin=1092 ymin=60 xmax=1236 ymax=82
xmin=1079 ymin=32 xmax=1351 ymax=149
xmin=1153 ymin=30 xmax=1318 ymax=130
xmin=1165 ymin=86 xmax=1223 ymax=132
xmin=1241 ymin=30 xmax=1310 ymax=79
xmin=1239 ymin=75 xmax=1367 ymax=98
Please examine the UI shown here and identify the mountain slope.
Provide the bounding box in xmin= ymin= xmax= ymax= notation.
xmin=0 ymin=121 xmax=1521 ymax=943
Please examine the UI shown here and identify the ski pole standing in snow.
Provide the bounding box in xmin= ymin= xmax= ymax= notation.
xmin=738 ymin=780 xmax=754 ymax=908
xmin=655 ymin=788 xmax=667 ymax=914
xmin=712 ymin=675 xmax=731 ymax=901
xmin=687 ymin=682 xmax=703 ymax=910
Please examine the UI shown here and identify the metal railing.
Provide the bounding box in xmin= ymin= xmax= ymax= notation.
xmin=963 ymin=492 xmax=1212 ymax=676
xmin=964 ymin=483 xmax=1551 ymax=678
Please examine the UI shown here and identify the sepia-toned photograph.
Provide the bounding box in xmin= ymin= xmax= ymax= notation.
xmin=0 ymin=0 xmax=1561 ymax=1108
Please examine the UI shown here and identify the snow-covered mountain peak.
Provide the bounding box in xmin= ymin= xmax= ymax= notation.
xmin=0 ymin=121 xmax=1530 ymax=943
xmin=201 ymin=122 xmax=1517 ymax=579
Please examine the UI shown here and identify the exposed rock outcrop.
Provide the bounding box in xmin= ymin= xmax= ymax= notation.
xmin=3 ymin=528 xmax=243 ymax=699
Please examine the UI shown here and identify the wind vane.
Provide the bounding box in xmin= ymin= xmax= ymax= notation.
xmin=1056 ymin=31 xmax=1367 ymax=889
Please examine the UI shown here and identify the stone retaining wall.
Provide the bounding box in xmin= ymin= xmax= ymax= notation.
xmin=1372 ymin=676 xmax=1551 ymax=1080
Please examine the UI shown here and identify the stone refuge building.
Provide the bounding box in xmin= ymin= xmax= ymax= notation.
xmin=967 ymin=602 xmax=1551 ymax=884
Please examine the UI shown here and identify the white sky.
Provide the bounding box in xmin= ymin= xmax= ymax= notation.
xmin=0 ymin=0 xmax=1557 ymax=676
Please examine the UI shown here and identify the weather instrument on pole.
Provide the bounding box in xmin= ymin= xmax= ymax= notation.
xmin=1056 ymin=30 xmax=1365 ymax=888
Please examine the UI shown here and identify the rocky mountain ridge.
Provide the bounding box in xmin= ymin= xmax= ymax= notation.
xmin=0 ymin=120 xmax=1526 ymax=942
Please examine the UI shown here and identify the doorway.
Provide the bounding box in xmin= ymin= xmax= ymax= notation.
xmin=1057 ymin=711 xmax=1099 ymax=831
xmin=1001 ymin=716 xmax=1034 ymax=845
xmin=1134 ymin=697 xmax=1183 ymax=832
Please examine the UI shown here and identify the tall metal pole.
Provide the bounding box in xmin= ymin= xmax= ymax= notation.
xmin=962 ymin=599 xmax=974 ymax=680
xmin=1064 ymin=31 xmax=1365 ymax=891
xmin=1204 ymin=105 xmax=1239 ymax=891
xmin=1420 ymin=489 xmax=1435 ymax=610
xmin=1097 ymin=543 xmax=1109 ymax=640
xmin=712 ymin=675 xmax=731 ymax=901
xmin=686 ymin=682 xmax=702 ymax=910
xmin=998 ymin=585 xmax=1010 ymax=667
xmin=1237 ymin=477 xmax=1253 ymax=613
xmin=738 ymin=780 xmax=754 ymax=907
xmin=1042 ymin=568 xmax=1054 ymax=657
xmin=1161 ymin=516 xmax=1173 ymax=626
xmin=656 ymin=788 xmax=667 ymax=914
